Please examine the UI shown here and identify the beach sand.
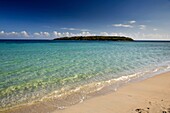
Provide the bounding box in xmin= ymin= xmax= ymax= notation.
xmin=53 ymin=72 xmax=170 ymax=113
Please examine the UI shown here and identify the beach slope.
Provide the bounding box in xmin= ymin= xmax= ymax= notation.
xmin=55 ymin=72 xmax=170 ymax=113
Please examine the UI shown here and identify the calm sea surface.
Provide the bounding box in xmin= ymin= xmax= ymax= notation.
xmin=0 ymin=40 xmax=170 ymax=111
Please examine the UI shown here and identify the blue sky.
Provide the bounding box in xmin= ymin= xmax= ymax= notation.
xmin=0 ymin=0 xmax=170 ymax=40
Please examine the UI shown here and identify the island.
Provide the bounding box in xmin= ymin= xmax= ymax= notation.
xmin=54 ymin=36 xmax=134 ymax=41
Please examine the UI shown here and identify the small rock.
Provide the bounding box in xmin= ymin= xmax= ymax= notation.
xmin=135 ymin=108 xmax=140 ymax=112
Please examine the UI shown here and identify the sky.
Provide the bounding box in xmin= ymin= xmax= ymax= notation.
xmin=0 ymin=0 xmax=170 ymax=40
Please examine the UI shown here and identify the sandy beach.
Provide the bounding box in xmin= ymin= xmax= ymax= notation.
xmin=1 ymin=0 xmax=170 ymax=113
xmin=54 ymin=72 xmax=170 ymax=113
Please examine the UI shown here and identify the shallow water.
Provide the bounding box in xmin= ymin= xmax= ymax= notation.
xmin=0 ymin=40 xmax=170 ymax=111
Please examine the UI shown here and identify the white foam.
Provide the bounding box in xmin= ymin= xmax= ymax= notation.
xmin=96 ymin=86 xmax=104 ymax=91
xmin=114 ymin=76 xmax=129 ymax=81
xmin=57 ymin=106 xmax=66 ymax=110
xmin=57 ymin=94 xmax=63 ymax=97
xmin=74 ymin=87 xmax=81 ymax=92
xmin=106 ymin=80 xmax=111 ymax=84
xmin=153 ymin=68 xmax=159 ymax=72
xmin=79 ymin=96 xmax=85 ymax=103
xmin=114 ymin=88 xmax=117 ymax=91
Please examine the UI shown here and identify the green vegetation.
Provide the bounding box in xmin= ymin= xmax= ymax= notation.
xmin=54 ymin=36 xmax=134 ymax=41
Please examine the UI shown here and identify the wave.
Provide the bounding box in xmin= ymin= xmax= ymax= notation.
xmin=1 ymin=63 xmax=170 ymax=112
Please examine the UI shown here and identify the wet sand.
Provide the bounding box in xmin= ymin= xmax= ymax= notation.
xmin=54 ymin=72 xmax=170 ymax=113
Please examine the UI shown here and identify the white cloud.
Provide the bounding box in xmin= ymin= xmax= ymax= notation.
xmin=8 ymin=31 xmax=19 ymax=36
xmin=119 ymin=32 xmax=170 ymax=40
xmin=21 ymin=31 xmax=29 ymax=37
xmin=33 ymin=32 xmax=41 ymax=36
xmin=53 ymin=31 xmax=62 ymax=37
xmin=0 ymin=31 xmax=5 ymax=34
xmin=0 ymin=30 xmax=125 ymax=39
xmin=81 ymin=31 xmax=93 ymax=36
xmin=153 ymin=28 xmax=158 ymax=31
xmin=63 ymin=32 xmax=70 ymax=37
xmin=1 ymin=30 xmax=169 ymax=40
xmin=53 ymin=31 xmax=95 ymax=38
xmin=61 ymin=28 xmax=78 ymax=30
xmin=129 ymin=20 xmax=136 ymax=24
xmin=0 ymin=31 xmax=30 ymax=38
xmin=112 ymin=20 xmax=136 ymax=28
xmin=80 ymin=29 xmax=90 ymax=32
xmin=53 ymin=31 xmax=70 ymax=37
xmin=99 ymin=32 xmax=170 ymax=40
xmin=61 ymin=27 xmax=90 ymax=32
xmin=0 ymin=31 xmax=5 ymax=37
xmin=138 ymin=33 xmax=170 ymax=40
xmin=43 ymin=32 xmax=50 ymax=37
xmin=139 ymin=25 xmax=146 ymax=30
xmin=33 ymin=32 xmax=50 ymax=38
xmin=112 ymin=24 xmax=133 ymax=28
xmin=100 ymin=32 xmax=109 ymax=36
xmin=42 ymin=31 xmax=170 ymax=40
xmin=99 ymin=32 xmax=131 ymax=37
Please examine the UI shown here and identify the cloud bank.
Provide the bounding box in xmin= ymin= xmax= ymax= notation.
xmin=0 ymin=31 xmax=30 ymax=38
xmin=0 ymin=30 xmax=169 ymax=40
xmin=0 ymin=31 xmax=96 ymax=39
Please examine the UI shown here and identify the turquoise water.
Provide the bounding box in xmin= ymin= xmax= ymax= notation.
xmin=0 ymin=40 xmax=170 ymax=111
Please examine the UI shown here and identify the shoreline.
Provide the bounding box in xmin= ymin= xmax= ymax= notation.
xmin=1 ymin=71 xmax=170 ymax=113
xmin=0 ymin=68 xmax=170 ymax=113
xmin=53 ymin=71 xmax=170 ymax=113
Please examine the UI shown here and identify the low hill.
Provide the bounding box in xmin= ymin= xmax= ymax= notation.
xmin=54 ymin=36 xmax=133 ymax=41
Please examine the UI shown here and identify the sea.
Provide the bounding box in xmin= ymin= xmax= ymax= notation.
xmin=0 ymin=40 xmax=170 ymax=112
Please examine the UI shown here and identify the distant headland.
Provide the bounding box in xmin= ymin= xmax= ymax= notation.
xmin=54 ymin=36 xmax=134 ymax=41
